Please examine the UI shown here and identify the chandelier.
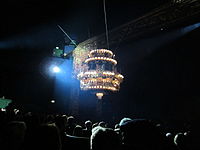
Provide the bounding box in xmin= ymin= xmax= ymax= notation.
xmin=77 ymin=49 xmax=124 ymax=99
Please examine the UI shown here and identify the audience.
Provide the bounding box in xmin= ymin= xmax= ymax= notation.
xmin=0 ymin=103 xmax=199 ymax=150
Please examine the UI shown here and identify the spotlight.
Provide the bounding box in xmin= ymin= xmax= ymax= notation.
xmin=52 ymin=66 xmax=60 ymax=73
xmin=51 ymin=100 xmax=55 ymax=103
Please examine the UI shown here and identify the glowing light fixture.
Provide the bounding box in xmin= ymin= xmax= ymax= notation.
xmin=51 ymin=100 xmax=55 ymax=103
xmin=96 ymin=93 xmax=104 ymax=100
xmin=75 ymin=1 xmax=124 ymax=99
xmin=52 ymin=66 xmax=60 ymax=73
xmin=77 ymin=49 xmax=123 ymax=99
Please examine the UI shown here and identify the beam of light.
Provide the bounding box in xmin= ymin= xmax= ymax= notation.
xmin=119 ymin=22 xmax=200 ymax=66
xmin=53 ymin=57 xmax=74 ymax=113
xmin=0 ymin=42 xmax=7 ymax=49
xmin=181 ymin=22 xmax=200 ymax=34
xmin=52 ymin=44 xmax=81 ymax=113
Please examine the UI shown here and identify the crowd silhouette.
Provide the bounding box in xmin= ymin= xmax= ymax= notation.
xmin=0 ymin=102 xmax=199 ymax=150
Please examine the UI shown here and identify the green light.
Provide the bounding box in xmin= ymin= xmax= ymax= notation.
xmin=53 ymin=47 xmax=64 ymax=58
xmin=0 ymin=98 xmax=12 ymax=108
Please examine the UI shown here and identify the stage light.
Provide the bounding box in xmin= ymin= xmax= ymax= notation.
xmin=51 ymin=100 xmax=55 ymax=103
xmin=52 ymin=66 xmax=60 ymax=73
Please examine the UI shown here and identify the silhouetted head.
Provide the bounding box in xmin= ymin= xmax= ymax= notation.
xmin=85 ymin=120 xmax=92 ymax=130
xmin=32 ymin=123 xmax=62 ymax=150
xmin=98 ymin=121 xmax=106 ymax=127
xmin=119 ymin=117 xmax=132 ymax=126
xmin=73 ymin=125 xmax=83 ymax=137
xmin=120 ymin=119 xmax=164 ymax=150
xmin=174 ymin=132 xmax=189 ymax=150
xmin=55 ymin=115 xmax=67 ymax=132
xmin=91 ymin=126 xmax=120 ymax=150
xmin=67 ymin=116 xmax=75 ymax=126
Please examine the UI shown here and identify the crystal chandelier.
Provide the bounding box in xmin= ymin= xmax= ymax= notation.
xmin=77 ymin=49 xmax=124 ymax=99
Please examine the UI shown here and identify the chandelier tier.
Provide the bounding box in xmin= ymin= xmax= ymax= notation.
xmin=77 ymin=49 xmax=123 ymax=99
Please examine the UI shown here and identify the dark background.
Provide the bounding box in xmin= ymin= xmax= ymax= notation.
xmin=0 ymin=0 xmax=200 ymax=128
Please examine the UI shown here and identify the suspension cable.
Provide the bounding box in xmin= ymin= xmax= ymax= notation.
xmin=57 ymin=25 xmax=77 ymax=47
xmin=103 ymin=0 xmax=109 ymax=49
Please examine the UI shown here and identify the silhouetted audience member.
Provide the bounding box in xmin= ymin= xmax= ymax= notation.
xmin=91 ymin=126 xmax=121 ymax=150
xmin=82 ymin=120 xmax=92 ymax=137
xmin=63 ymin=130 xmax=90 ymax=150
xmin=1 ymin=121 xmax=26 ymax=150
xmin=54 ymin=115 xmax=68 ymax=149
xmin=119 ymin=117 xmax=132 ymax=126
xmin=26 ymin=123 xmax=62 ymax=150
xmin=4 ymin=102 xmax=18 ymax=122
xmin=165 ymin=132 xmax=178 ymax=150
xmin=66 ymin=116 xmax=76 ymax=135
xmin=186 ymin=130 xmax=200 ymax=150
xmin=55 ymin=115 xmax=67 ymax=134
xmin=46 ymin=114 xmax=55 ymax=124
xmin=174 ymin=132 xmax=187 ymax=150
xmin=98 ymin=121 xmax=106 ymax=127
xmin=120 ymin=119 xmax=166 ymax=150
xmin=166 ymin=132 xmax=173 ymax=138
xmin=73 ymin=125 xmax=83 ymax=137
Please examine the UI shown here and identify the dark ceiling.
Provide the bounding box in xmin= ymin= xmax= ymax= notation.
xmin=0 ymin=0 xmax=170 ymax=39
xmin=0 ymin=0 xmax=170 ymax=80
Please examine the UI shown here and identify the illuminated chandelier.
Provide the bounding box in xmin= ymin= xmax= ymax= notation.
xmin=76 ymin=0 xmax=124 ymax=99
xmin=77 ymin=49 xmax=124 ymax=99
